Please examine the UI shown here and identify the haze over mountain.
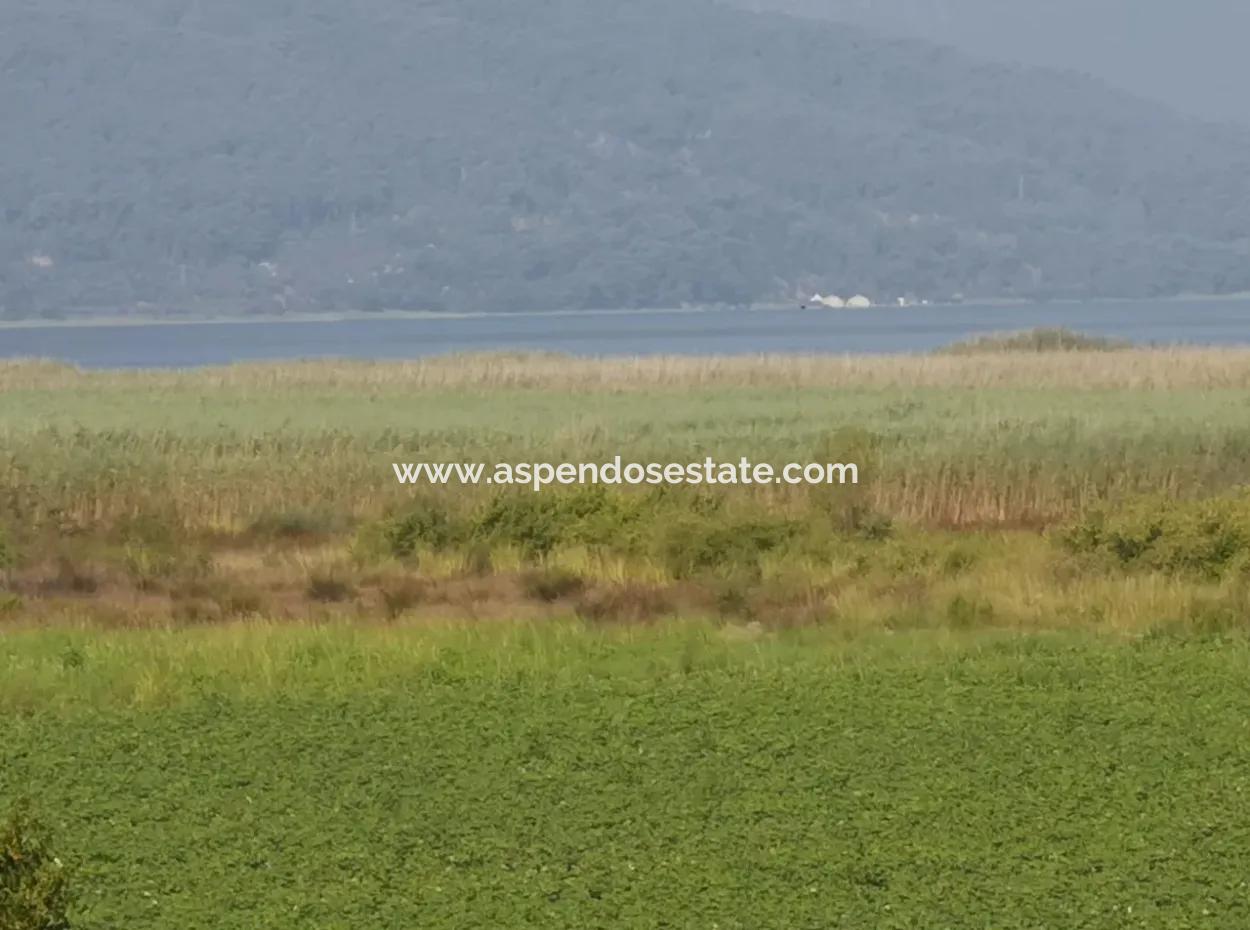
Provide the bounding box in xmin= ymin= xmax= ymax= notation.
xmin=736 ymin=0 xmax=1250 ymax=128
xmin=3 ymin=0 xmax=1250 ymax=319
xmin=737 ymin=0 xmax=1250 ymax=126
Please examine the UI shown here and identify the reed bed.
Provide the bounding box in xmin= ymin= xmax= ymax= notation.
xmin=7 ymin=345 xmax=1250 ymax=391
xmin=3 ymin=348 xmax=1250 ymax=629
xmin=3 ymin=372 xmax=1247 ymax=529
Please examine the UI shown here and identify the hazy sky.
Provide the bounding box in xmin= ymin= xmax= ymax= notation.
xmin=739 ymin=0 xmax=1250 ymax=124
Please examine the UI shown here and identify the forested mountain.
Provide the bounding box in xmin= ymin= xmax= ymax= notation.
xmin=3 ymin=0 xmax=1250 ymax=318
xmin=737 ymin=0 xmax=1250 ymax=126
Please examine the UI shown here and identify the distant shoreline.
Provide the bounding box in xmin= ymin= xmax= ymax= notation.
xmin=0 ymin=306 xmax=721 ymax=331
xmin=4 ymin=292 xmax=1250 ymax=332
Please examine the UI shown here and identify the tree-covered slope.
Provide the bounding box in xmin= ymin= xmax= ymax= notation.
xmin=3 ymin=0 xmax=1249 ymax=317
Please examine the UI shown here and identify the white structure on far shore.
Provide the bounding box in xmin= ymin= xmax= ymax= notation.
xmin=808 ymin=293 xmax=847 ymax=309
xmin=847 ymin=294 xmax=872 ymax=309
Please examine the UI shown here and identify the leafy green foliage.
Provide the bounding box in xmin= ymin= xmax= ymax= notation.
xmin=0 ymin=800 xmax=71 ymax=930
xmin=657 ymin=512 xmax=798 ymax=580
xmin=470 ymin=487 xmax=643 ymax=559
xmin=380 ymin=501 xmax=458 ymax=559
xmin=1059 ymin=494 xmax=1250 ymax=577
xmin=3 ymin=631 xmax=1250 ymax=928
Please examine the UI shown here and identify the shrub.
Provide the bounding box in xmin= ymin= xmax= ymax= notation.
xmin=842 ymin=504 xmax=894 ymax=541
xmin=248 ymin=509 xmax=339 ymax=541
xmin=306 ymin=571 xmax=355 ymax=603
xmin=1058 ymin=495 xmax=1250 ymax=578
xmin=710 ymin=575 xmax=755 ymax=620
xmin=556 ymin=486 xmax=646 ymax=551
xmin=379 ymin=577 xmax=425 ymax=619
xmin=941 ymin=547 xmax=977 ymax=576
xmin=574 ymin=583 xmax=672 ymax=624
xmin=945 ymin=594 xmax=996 ymax=629
xmin=0 ymin=800 xmax=71 ymax=930
xmin=381 ymin=500 xmax=457 ymax=558
xmin=520 ymin=568 xmax=585 ymax=603
xmin=0 ymin=526 xmax=16 ymax=573
xmin=472 ymin=492 xmax=569 ymax=559
xmin=37 ymin=558 xmax=97 ymax=596
xmin=212 ymin=583 xmax=265 ymax=619
xmin=472 ymin=487 xmax=645 ymax=560
xmin=656 ymin=514 xmax=797 ymax=580
xmin=462 ymin=543 xmax=493 ymax=577
xmin=938 ymin=327 xmax=1131 ymax=354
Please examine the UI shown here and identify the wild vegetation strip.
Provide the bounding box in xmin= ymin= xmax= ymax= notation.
xmin=3 ymin=346 xmax=1250 ymax=631
xmin=3 ymin=625 xmax=1250 ymax=929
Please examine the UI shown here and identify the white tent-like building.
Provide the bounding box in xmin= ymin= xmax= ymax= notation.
xmin=808 ymin=293 xmax=846 ymax=309
xmin=846 ymin=294 xmax=872 ymax=309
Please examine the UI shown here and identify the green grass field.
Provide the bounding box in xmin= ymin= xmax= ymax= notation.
xmin=4 ymin=625 xmax=1250 ymax=928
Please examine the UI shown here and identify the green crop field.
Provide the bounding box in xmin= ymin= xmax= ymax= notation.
xmin=3 ymin=625 xmax=1250 ymax=929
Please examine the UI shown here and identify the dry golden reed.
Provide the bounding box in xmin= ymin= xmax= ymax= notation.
xmin=7 ymin=346 xmax=1250 ymax=392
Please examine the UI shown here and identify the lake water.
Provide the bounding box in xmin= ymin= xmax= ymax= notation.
xmin=3 ymin=298 xmax=1249 ymax=368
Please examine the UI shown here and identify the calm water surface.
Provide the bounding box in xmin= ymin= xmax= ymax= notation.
xmin=3 ymin=299 xmax=1249 ymax=368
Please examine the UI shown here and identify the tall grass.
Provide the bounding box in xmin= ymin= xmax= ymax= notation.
xmin=3 ymin=350 xmax=1250 ymax=629
xmin=6 ymin=345 xmax=1250 ymax=391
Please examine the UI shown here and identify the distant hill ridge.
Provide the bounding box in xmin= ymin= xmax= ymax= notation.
xmin=2 ymin=0 xmax=1249 ymax=317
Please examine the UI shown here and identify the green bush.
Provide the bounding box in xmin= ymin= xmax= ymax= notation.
xmin=656 ymin=513 xmax=798 ymax=580
xmin=0 ymin=526 xmax=15 ymax=573
xmin=471 ymin=492 xmax=568 ymax=559
xmin=380 ymin=500 xmax=458 ymax=558
xmin=1058 ymin=495 xmax=1250 ymax=578
xmin=472 ymin=487 xmax=640 ymax=560
xmin=1 ymin=800 xmax=71 ymax=930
